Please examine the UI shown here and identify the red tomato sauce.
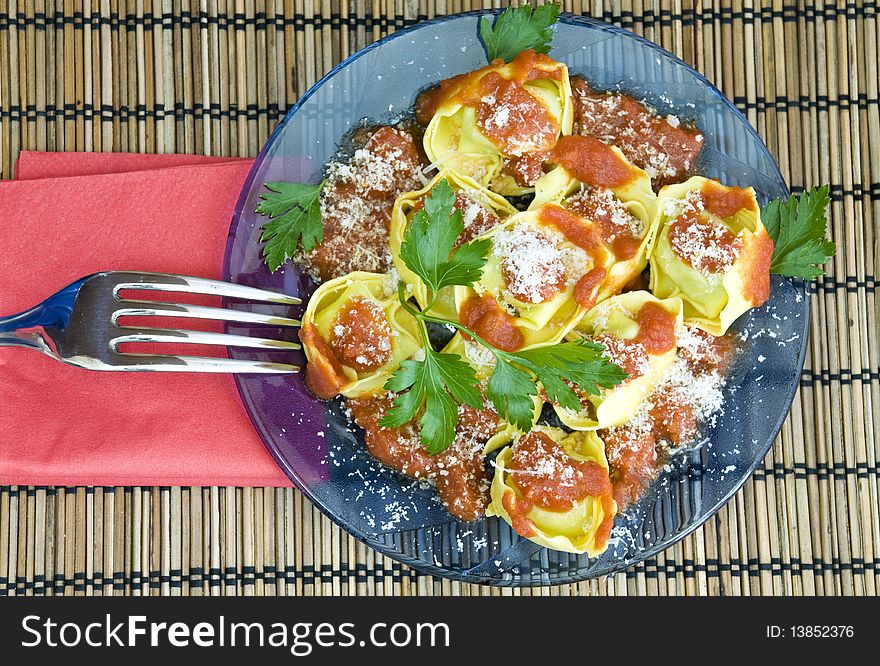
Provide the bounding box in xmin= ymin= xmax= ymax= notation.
xmin=678 ymin=327 xmax=737 ymax=375
xmin=310 ymin=125 xmax=424 ymax=281
xmin=537 ymin=203 xmax=603 ymax=254
xmin=668 ymin=210 xmax=743 ymax=275
xmin=434 ymin=455 xmax=490 ymax=523
xmin=612 ymin=236 xmax=643 ymax=260
xmin=503 ymin=150 xmax=549 ymax=187
xmin=594 ymin=493 xmax=617 ymax=548
xmin=634 ymin=301 xmax=677 ymax=355
xmin=348 ymin=397 xmax=498 ymax=522
xmin=650 ymin=394 xmax=698 ymax=444
xmin=414 ymin=50 xmax=562 ymax=127
xmin=573 ymin=267 xmax=607 ymax=309
xmin=348 ymin=396 xmax=435 ymax=479
xmin=301 ymin=322 xmax=348 ymax=399
xmin=459 ymin=293 xmax=525 ymax=352
xmin=502 ymin=49 xmax=564 ymax=83
xmin=700 ymin=180 xmax=756 ymax=218
xmin=328 ymin=297 xmax=393 ymax=372
xmin=564 ymin=188 xmax=643 ymax=260
xmin=507 ymin=431 xmax=613 ymax=512
xmin=601 ymin=424 xmax=658 ymax=508
xmin=502 ymin=493 xmax=538 ymax=538
xmin=742 ymin=229 xmax=774 ymax=306
xmin=549 ymin=135 xmax=635 ymax=188
xmin=474 ymin=72 xmax=560 ymax=156
xmin=570 ymin=76 xmax=704 ymax=188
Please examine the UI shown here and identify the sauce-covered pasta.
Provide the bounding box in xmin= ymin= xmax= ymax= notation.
xmin=285 ymin=46 xmax=775 ymax=558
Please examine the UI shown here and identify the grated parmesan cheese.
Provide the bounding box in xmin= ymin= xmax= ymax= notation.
xmin=566 ymin=186 xmax=644 ymax=242
xmin=669 ymin=214 xmax=742 ymax=276
xmin=493 ymin=224 xmax=568 ymax=304
xmin=464 ymin=340 xmax=496 ymax=368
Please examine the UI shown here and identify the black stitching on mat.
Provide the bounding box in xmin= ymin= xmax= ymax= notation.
xmin=799 ymin=369 xmax=880 ymax=387
xmin=0 ymin=5 xmax=876 ymax=33
xmin=791 ymin=182 xmax=880 ymax=202
xmin=735 ymin=93 xmax=880 ymax=112
xmin=4 ymin=96 xmax=880 ymax=123
xmin=0 ymin=103 xmax=284 ymax=122
xmin=753 ymin=463 xmax=879 ymax=482
xmin=7 ymin=558 xmax=877 ymax=593
xmin=811 ymin=275 xmax=876 ymax=293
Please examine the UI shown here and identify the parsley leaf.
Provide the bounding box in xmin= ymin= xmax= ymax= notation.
xmin=256 ymin=181 xmax=324 ymax=272
xmin=486 ymin=358 xmax=539 ymax=432
xmin=398 ymin=178 xmax=491 ymax=299
xmin=479 ymin=2 xmax=561 ymax=63
xmin=762 ymin=186 xmax=836 ymax=279
xmin=381 ymin=349 xmax=483 ymax=454
xmin=384 ymin=179 xmax=626 ymax=454
xmin=489 ymin=340 xmax=628 ymax=430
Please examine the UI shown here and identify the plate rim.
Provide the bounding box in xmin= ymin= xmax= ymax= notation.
xmin=222 ymin=10 xmax=811 ymax=586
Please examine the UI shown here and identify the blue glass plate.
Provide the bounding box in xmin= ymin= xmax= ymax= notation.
xmin=222 ymin=12 xmax=809 ymax=585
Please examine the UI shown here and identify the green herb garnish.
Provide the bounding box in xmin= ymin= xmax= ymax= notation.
xmin=479 ymin=2 xmax=561 ymax=63
xmin=256 ymin=181 xmax=324 ymax=272
xmin=490 ymin=341 xmax=628 ymax=432
xmin=397 ymin=179 xmax=492 ymax=294
xmin=380 ymin=179 xmax=626 ymax=453
xmin=381 ymin=324 xmax=484 ymax=455
xmin=763 ymin=185 xmax=836 ymax=279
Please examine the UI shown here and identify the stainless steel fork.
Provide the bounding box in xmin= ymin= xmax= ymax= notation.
xmin=0 ymin=271 xmax=302 ymax=373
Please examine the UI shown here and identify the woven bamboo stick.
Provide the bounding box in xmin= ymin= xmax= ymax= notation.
xmin=0 ymin=0 xmax=878 ymax=597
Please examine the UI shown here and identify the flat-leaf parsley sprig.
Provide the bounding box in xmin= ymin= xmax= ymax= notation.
xmin=380 ymin=179 xmax=627 ymax=453
xmin=479 ymin=2 xmax=561 ymax=63
xmin=256 ymin=181 xmax=325 ymax=272
xmin=762 ymin=185 xmax=836 ymax=279
xmin=397 ymin=179 xmax=492 ymax=302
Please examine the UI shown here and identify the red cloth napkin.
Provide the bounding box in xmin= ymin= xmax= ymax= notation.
xmin=14 ymin=150 xmax=252 ymax=180
xmin=0 ymin=152 xmax=293 ymax=487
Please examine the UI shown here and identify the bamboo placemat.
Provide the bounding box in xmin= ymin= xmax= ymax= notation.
xmin=0 ymin=0 xmax=877 ymax=596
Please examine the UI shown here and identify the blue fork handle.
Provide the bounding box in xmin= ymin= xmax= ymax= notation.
xmin=0 ymin=278 xmax=88 ymax=348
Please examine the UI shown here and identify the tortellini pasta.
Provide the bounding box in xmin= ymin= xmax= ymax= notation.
xmin=422 ymin=50 xmax=573 ymax=196
xmin=487 ymin=426 xmax=617 ymax=556
xmin=300 ymin=271 xmax=421 ymax=398
xmin=453 ymin=207 xmax=614 ymax=350
xmin=650 ymin=176 xmax=774 ymax=335
xmin=556 ymin=291 xmax=684 ymax=430
xmin=530 ymin=137 xmax=659 ymax=301
xmin=390 ymin=170 xmax=518 ymax=320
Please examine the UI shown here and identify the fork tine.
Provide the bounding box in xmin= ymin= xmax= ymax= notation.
xmin=113 ymin=273 xmax=301 ymax=305
xmin=113 ymin=301 xmax=301 ymax=327
xmin=113 ymin=354 xmax=299 ymax=373
xmin=110 ymin=328 xmax=301 ymax=351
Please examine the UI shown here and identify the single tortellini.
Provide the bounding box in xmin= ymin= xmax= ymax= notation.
xmin=487 ymin=426 xmax=617 ymax=556
xmin=300 ymin=271 xmax=421 ymax=399
xmin=556 ymin=291 xmax=684 ymax=430
xmin=453 ymin=207 xmax=614 ymax=351
xmin=529 ymin=134 xmax=659 ymax=300
xmin=649 ymin=176 xmax=774 ymax=335
xmin=420 ymin=50 xmax=573 ymax=196
xmin=389 ymin=170 xmax=518 ymax=320
xmin=441 ymin=333 xmax=543 ymax=453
